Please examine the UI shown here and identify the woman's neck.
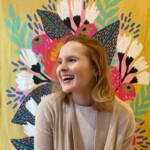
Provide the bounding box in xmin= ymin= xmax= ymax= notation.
xmin=71 ymin=93 xmax=93 ymax=106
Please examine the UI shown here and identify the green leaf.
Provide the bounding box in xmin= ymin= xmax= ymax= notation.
xmin=146 ymin=84 xmax=150 ymax=93
xmin=140 ymin=103 xmax=150 ymax=109
xmin=135 ymin=110 xmax=149 ymax=116
xmin=135 ymin=117 xmax=143 ymax=122
xmin=104 ymin=0 xmax=110 ymax=4
xmin=9 ymin=5 xmax=15 ymax=21
xmin=114 ymin=49 xmax=118 ymax=55
xmin=13 ymin=16 xmax=21 ymax=34
xmin=106 ymin=0 xmax=121 ymax=8
xmin=106 ymin=16 xmax=118 ymax=26
xmin=130 ymin=101 xmax=135 ymax=111
xmin=4 ymin=19 xmax=12 ymax=31
xmin=145 ymin=95 xmax=150 ymax=100
xmin=135 ymin=94 xmax=139 ymax=110
xmin=7 ymin=34 xmax=23 ymax=47
xmin=95 ymin=16 xmax=105 ymax=27
xmin=15 ymin=50 xmax=23 ymax=56
xmin=26 ymin=32 xmax=33 ymax=49
xmin=110 ymin=59 xmax=118 ymax=66
xmin=96 ymin=0 xmax=106 ymax=17
xmin=20 ymin=22 xmax=27 ymax=41
xmin=106 ymin=8 xmax=119 ymax=18
xmin=140 ymin=86 xmax=145 ymax=103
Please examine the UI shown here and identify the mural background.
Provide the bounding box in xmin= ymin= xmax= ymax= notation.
xmin=0 ymin=0 xmax=150 ymax=149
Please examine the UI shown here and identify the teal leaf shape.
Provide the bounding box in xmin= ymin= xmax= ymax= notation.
xmin=13 ymin=16 xmax=21 ymax=34
xmin=106 ymin=8 xmax=119 ymax=18
xmin=147 ymin=83 xmax=150 ymax=93
xmin=9 ymin=5 xmax=15 ymax=21
xmin=96 ymin=1 xmax=105 ymax=17
xmin=96 ymin=0 xmax=121 ymax=27
xmin=130 ymin=84 xmax=150 ymax=122
xmin=134 ymin=110 xmax=149 ymax=116
xmin=20 ymin=22 xmax=27 ymax=41
xmin=111 ymin=59 xmax=118 ymax=66
xmin=15 ymin=50 xmax=23 ymax=56
xmin=95 ymin=17 xmax=105 ymax=27
xmin=107 ymin=16 xmax=118 ymax=26
xmin=4 ymin=19 xmax=12 ymax=31
xmin=110 ymin=49 xmax=118 ymax=65
xmin=135 ymin=117 xmax=143 ymax=122
xmin=26 ymin=32 xmax=33 ymax=49
xmin=106 ymin=0 xmax=121 ymax=8
xmin=7 ymin=34 xmax=24 ymax=47
xmin=4 ymin=5 xmax=31 ymax=48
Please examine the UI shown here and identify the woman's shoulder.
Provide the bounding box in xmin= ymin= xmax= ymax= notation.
xmin=37 ymin=93 xmax=62 ymax=110
xmin=113 ymin=96 xmax=134 ymax=118
xmin=41 ymin=93 xmax=58 ymax=102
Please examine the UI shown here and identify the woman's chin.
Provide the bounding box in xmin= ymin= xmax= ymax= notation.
xmin=62 ymin=88 xmax=72 ymax=93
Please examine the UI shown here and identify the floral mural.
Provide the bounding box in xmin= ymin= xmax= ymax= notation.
xmin=1 ymin=0 xmax=150 ymax=149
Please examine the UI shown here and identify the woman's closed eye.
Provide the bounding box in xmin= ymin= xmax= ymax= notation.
xmin=57 ymin=59 xmax=62 ymax=65
xmin=67 ymin=56 xmax=78 ymax=63
xmin=68 ymin=58 xmax=77 ymax=63
xmin=57 ymin=56 xmax=77 ymax=65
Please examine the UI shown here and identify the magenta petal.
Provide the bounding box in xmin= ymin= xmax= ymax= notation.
xmin=110 ymin=66 xmax=122 ymax=90
xmin=32 ymin=34 xmax=51 ymax=55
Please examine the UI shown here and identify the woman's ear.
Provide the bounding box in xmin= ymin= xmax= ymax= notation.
xmin=94 ymin=68 xmax=99 ymax=76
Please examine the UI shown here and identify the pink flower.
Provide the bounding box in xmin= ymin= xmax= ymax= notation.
xmin=32 ymin=34 xmax=51 ymax=54
xmin=75 ymin=24 xmax=97 ymax=37
xmin=110 ymin=66 xmax=122 ymax=90
xmin=40 ymin=34 xmax=71 ymax=79
xmin=116 ymin=83 xmax=136 ymax=101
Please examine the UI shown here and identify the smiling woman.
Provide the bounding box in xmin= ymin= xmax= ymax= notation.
xmin=34 ymin=34 xmax=135 ymax=150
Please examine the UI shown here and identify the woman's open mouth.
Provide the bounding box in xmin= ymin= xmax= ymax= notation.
xmin=61 ymin=75 xmax=74 ymax=83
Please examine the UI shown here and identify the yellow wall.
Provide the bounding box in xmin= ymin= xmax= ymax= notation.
xmin=0 ymin=0 xmax=150 ymax=149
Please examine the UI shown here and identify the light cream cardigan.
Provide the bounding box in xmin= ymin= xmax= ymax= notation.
xmin=35 ymin=94 xmax=135 ymax=150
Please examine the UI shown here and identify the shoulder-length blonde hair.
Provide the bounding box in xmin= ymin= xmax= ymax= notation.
xmin=52 ymin=34 xmax=114 ymax=111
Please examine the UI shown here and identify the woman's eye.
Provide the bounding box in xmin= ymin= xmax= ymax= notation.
xmin=69 ymin=58 xmax=76 ymax=62
xmin=57 ymin=60 xmax=62 ymax=65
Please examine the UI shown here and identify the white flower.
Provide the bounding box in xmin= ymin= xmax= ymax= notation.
xmin=16 ymin=71 xmax=36 ymax=91
xmin=23 ymin=122 xmax=35 ymax=136
xmin=57 ymin=0 xmax=83 ymax=20
xmin=19 ymin=48 xmax=38 ymax=68
xmin=26 ymin=97 xmax=38 ymax=116
xmin=132 ymin=56 xmax=149 ymax=72
xmin=85 ymin=2 xmax=99 ymax=23
xmin=136 ymin=71 xmax=150 ymax=85
xmin=127 ymin=39 xmax=143 ymax=58
xmin=57 ymin=0 xmax=70 ymax=20
xmin=117 ymin=34 xmax=131 ymax=53
xmin=57 ymin=0 xmax=99 ymax=29
xmin=70 ymin=0 xmax=83 ymax=17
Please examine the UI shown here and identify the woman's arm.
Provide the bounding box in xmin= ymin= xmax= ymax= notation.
xmin=121 ymin=112 xmax=135 ymax=150
xmin=34 ymin=100 xmax=54 ymax=150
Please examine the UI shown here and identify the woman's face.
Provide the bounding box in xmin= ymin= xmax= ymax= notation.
xmin=56 ymin=41 xmax=97 ymax=95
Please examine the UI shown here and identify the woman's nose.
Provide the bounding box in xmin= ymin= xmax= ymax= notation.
xmin=60 ymin=63 xmax=68 ymax=71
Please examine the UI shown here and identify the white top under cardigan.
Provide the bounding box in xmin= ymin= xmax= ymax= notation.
xmin=35 ymin=93 xmax=135 ymax=150
xmin=75 ymin=104 xmax=97 ymax=150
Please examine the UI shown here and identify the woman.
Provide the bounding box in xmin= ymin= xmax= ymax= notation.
xmin=35 ymin=34 xmax=135 ymax=150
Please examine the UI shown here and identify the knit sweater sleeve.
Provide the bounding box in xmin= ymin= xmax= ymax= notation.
xmin=121 ymin=110 xmax=135 ymax=150
xmin=115 ymin=98 xmax=135 ymax=150
xmin=34 ymin=96 xmax=54 ymax=150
